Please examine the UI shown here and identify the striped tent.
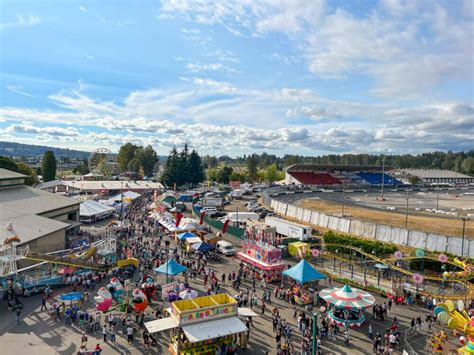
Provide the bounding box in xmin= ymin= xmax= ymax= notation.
xmin=319 ymin=284 xmax=375 ymax=310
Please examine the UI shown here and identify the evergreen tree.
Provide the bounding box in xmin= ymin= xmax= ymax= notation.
xmin=42 ymin=151 xmax=56 ymax=182
xmin=246 ymin=154 xmax=258 ymax=183
xmin=161 ymin=147 xmax=179 ymax=187
xmin=176 ymin=144 xmax=190 ymax=187
xmin=188 ymin=150 xmax=205 ymax=186
xmin=217 ymin=166 xmax=233 ymax=184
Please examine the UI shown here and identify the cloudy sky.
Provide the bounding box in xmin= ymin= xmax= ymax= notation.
xmin=0 ymin=0 xmax=473 ymax=156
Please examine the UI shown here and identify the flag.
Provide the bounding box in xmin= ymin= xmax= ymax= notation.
xmin=175 ymin=212 xmax=183 ymax=227
xmin=199 ymin=212 xmax=206 ymax=225
xmin=222 ymin=219 xmax=230 ymax=234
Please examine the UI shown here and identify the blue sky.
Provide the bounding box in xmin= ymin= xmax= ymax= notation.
xmin=0 ymin=0 xmax=472 ymax=156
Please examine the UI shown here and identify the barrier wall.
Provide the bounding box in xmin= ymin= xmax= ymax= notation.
xmin=264 ymin=193 xmax=471 ymax=257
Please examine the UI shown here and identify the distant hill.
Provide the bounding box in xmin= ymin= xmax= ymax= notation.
xmin=0 ymin=141 xmax=91 ymax=159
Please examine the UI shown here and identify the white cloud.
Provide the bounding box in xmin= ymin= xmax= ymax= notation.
xmin=5 ymin=122 xmax=80 ymax=137
xmin=0 ymin=14 xmax=41 ymax=31
xmin=79 ymin=6 xmax=88 ymax=13
xmin=6 ymin=86 xmax=35 ymax=98
xmin=186 ymin=62 xmax=239 ymax=74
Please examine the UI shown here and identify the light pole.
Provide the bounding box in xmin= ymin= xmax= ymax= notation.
xmin=405 ymin=189 xmax=409 ymax=229
xmin=381 ymin=156 xmax=385 ymax=201
xmin=461 ymin=217 xmax=470 ymax=257
xmin=165 ymin=240 xmax=170 ymax=283
xmin=312 ymin=312 xmax=318 ymax=355
xmin=436 ymin=186 xmax=440 ymax=211
xmin=341 ymin=183 xmax=345 ymax=216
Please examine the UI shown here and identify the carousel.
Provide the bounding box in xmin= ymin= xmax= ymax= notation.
xmin=319 ymin=284 xmax=375 ymax=328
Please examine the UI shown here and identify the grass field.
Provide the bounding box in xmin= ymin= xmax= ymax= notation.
xmin=297 ymin=198 xmax=473 ymax=239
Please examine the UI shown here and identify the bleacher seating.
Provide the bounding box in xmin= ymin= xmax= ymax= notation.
xmin=289 ymin=172 xmax=342 ymax=185
xmin=355 ymin=173 xmax=401 ymax=185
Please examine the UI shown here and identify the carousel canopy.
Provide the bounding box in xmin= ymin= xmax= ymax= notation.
xmin=319 ymin=284 xmax=375 ymax=310
xmin=154 ymin=259 xmax=187 ymax=275
xmin=282 ymin=259 xmax=326 ymax=284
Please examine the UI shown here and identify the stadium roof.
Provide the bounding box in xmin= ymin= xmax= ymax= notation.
xmin=0 ymin=185 xmax=80 ymax=216
xmin=399 ymin=169 xmax=472 ymax=179
xmin=286 ymin=164 xmax=390 ymax=172
xmin=0 ymin=168 xmax=26 ymax=180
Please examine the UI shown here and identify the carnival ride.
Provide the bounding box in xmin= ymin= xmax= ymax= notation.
xmin=319 ymin=284 xmax=375 ymax=328
xmin=435 ymin=299 xmax=474 ymax=354
xmin=311 ymin=242 xmax=474 ymax=300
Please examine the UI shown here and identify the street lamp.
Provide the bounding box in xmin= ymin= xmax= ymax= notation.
xmin=341 ymin=183 xmax=345 ymax=216
xmin=312 ymin=312 xmax=319 ymax=355
xmin=436 ymin=186 xmax=440 ymax=211
xmin=380 ymin=156 xmax=385 ymax=201
xmin=461 ymin=217 xmax=470 ymax=257
xmin=405 ymin=189 xmax=409 ymax=229
xmin=165 ymin=240 xmax=171 ymax=283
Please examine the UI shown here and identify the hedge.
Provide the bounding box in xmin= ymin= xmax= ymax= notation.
xmin=323 ymin=231 xmax=397 ymax=257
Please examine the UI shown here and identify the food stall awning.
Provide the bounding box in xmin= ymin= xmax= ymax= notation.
xmin=238 ymin=307 xmax=259 ymax=317
xmin=182 ymin=317 xmax=247 ymax=343
xmin=237 ymin=251 xmax=286 ymax=271
xmin=145 ymin=317 xmax=178 ymax=333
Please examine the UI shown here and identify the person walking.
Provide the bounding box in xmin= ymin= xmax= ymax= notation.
xmin=110 ymin=325 xmax=116 ymax=342
xmin=102 ymin=325 xmax=107 ymax=342
xmin=127 ymin=325 xmax=134 ymax=343
xmin=344 ymin=328 xmax=350 ymax=347
xmin=40 ymin=296 xmax=47 ymax=311
xmin=368 ymin=323 xmax=373 ymax=339
xmin=15 ymin=306 xmax=21 ymax=323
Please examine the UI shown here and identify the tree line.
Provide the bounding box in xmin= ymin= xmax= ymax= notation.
xmin=117 ymin=143 xmax=158 ymax=178
xmin=160 ymin=144 xmax=205 ymax=188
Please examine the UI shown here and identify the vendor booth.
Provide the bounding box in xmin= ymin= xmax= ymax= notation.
xmin=282 ymin=259 xmax=326 ymax=305
xmin=145 ymin=293 xmax=248 ymax=355
xmin=319 ymin=284 xmax=375 ymax=328
xmin=154 ymin=259 xmax=188 ymax=277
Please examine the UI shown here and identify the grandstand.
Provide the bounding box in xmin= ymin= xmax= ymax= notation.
xmin=285 ymin=164 xmax=400 ymax=186
xmin=356 ymin=173 xmax=401 ymax=185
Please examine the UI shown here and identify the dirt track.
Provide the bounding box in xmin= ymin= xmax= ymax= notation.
xmin=297 ymin=198 xmax=473 ymax=238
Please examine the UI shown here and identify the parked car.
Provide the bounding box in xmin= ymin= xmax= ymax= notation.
xmin=209 ymin=211 xmax=227 ymax=218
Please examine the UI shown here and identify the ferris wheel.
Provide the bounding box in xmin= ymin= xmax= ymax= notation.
xmin=88 ymin=148 xmax=115 ymax=175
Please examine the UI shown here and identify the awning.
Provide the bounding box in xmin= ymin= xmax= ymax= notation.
xmin=145 ymin=317 xmax=178 ymax=333
xmin=185 ymin=237 xmax=202 ymax=244
xmin=238 ymin=307 xmax=259 ymax=317
xmin=182 ymin=317 xmax=247 ymax=343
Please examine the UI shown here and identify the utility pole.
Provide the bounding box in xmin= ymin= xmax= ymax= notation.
xmin=312 ymin=312 xmax=318 ymax=355
xmin=405 ymin=189 xmax=409 ymax=229
xmin=461 ymin=217 xmax=470 ymax=257
xmin=341 ymin=183 xmax=345 ymax=216
xmin=381 ymin=156 xmax=385 ymax=201
xmin=436 ymin=187 xmax=440 ymax=211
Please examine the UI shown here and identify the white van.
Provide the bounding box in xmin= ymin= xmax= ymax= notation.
xmin=201 ymin=207 xmax=217 ymax=214
xmin=216 ymin=241 xmax=235 ymax=256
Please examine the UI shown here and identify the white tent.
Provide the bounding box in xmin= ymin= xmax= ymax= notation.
xmin=108 ymin=190 xmax=141 ymax=203
xmin=80 ymin=200 xmax=115 ymax=222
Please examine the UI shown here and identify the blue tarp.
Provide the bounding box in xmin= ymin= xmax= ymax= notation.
xmin=191 ymin=242 xmax=215 ymax=252
xmin=282 ymin=259 xmax=326 ymax=284
xmin=154 ymin=259 xmax=187 ymax=275
xmin=59 ymin=292 xmax=83 ymax=301
xmin=177 ymin=232 xmax=196 ymax=240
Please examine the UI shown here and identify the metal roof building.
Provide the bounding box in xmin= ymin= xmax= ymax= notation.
xmin=396 ymin=169 xmax=474 ymax=184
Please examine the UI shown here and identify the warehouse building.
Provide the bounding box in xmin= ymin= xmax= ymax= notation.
xmin=0 ymin=168 xmax=81 ymax=254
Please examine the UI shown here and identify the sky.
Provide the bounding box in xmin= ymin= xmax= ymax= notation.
xmin=0 ymin=0 xmax=473 ymax=156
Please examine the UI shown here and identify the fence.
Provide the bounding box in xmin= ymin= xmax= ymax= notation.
xmin=193 ymin=206 xmax=244 ymax=239
xmin=263 ymin=189 xmax=473 ymax=257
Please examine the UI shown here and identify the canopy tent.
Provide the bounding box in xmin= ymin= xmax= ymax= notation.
xmin=79 ymin=200 xmax=115 ymax=221
xmin=319 ymin=284 xmax=375 ymax=310
xmin=145 ymin=317 xmax=178 ymax=333
xmin=151 ymin=213 xmax=199 ymax=233
xmin=184 ymin=237 xmax=202 ymax=244
xmin=109 ymin=191 xmax=141 ymax=203
xmin=154 ymin=259 xmax=187 ymax=275
xmin=182 ymin=317 xmax=247 ymax=343
xmin=282 ymin=259 xmax=326 ymax=284
xmin=191 ymin=242 xmax=215 ymax=252
xmin=237 ymin=307 xmax=259 ymax=317
xmin=177 ymin=232 xmax=196 ymax=240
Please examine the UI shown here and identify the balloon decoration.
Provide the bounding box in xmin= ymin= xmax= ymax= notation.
xmin=415 ymin=249 xmax=425 ymax=258
xmin=131 ymin=288 xmax=148 ymax=312
xmin=141 ymin=277 xmax=156 ymax=299
xmin=394 ymin=251 xmax=403 ymax=259
xmin=94 ymin=287 xmax=113 ymax=312
xmin=438 ymin=254 xmax=448 ymax=263
xmin=412 ymin=273 xmax=424 ymax=284
xmin=312 ymin=249 xmax=320 ymax=257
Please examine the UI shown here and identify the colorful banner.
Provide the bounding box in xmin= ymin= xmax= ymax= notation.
xmin=175 ymin=212 xmax=183 ymax=227
xmin=222 ymin=219 xmax=230 ymax=233
xmin=199 ymin=211 xmax=206 ymax=225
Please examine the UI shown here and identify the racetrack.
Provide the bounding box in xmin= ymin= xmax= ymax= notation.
xmin=275 ymin=188 xmax=474 ymax=238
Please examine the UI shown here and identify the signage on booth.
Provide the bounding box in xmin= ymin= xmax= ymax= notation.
xmin=182 ymin=305 xmax=236 ymax=323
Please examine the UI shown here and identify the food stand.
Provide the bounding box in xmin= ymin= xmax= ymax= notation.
xmin=145 ymin=293 xmax=248 ymax=355
xmin=282 ymin=259 xmax=326 ymax=305
xmin=319 ymin=284 xmax=375 ymax=327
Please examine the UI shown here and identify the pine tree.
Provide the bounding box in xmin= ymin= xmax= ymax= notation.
xmin=247 ymin=154 xmax=258 ymax=183
xmin=141 ymin=145 xmax=158 ymax=177
xmin=161 ymin=147 xmax=179 ymax=187
xmin=188 ymin=150 xmax=205 ymax=186
xmin=42 ymin=151 xmax=56 ymax=182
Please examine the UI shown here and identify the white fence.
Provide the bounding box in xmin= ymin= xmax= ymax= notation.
xmin=266 ymin=196 xmax=472 ymax=257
